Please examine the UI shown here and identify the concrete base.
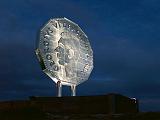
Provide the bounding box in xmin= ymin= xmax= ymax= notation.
xmin=30 ymin=93 xmax=139 ymax=114
xmin=0 ymin=93 xmax=139 ymax=114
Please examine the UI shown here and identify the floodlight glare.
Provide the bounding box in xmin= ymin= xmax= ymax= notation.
xmin=35 ymin=18 xmax=93 ymax=97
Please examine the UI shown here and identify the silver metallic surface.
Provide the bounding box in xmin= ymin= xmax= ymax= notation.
xmin=35 ymin=18 xmax=93 ymax=96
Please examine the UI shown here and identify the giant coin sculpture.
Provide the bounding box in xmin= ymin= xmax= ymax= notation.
xmin=35 ymin=18 xmax=93 ymax=97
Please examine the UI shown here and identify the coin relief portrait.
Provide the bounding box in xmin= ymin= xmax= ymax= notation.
xmin=36 ymin=18 xmax=93 ymax=86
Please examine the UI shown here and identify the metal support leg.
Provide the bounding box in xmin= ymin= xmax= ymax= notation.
xmin=71 ymin=85 xmax=76 ymax=96
xmin=57 ymin=81 xmax=62 ymax=97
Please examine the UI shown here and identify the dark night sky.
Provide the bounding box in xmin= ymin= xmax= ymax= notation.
xmin=0 ymin=0 xmax=160 ymax=111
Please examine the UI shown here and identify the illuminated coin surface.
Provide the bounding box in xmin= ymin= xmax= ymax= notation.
xmin=35 ymin=18 xmax=93 ymax=86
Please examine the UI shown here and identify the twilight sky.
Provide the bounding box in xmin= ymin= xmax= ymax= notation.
xmin=0 ymin=0 xmax=160 ymax=111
